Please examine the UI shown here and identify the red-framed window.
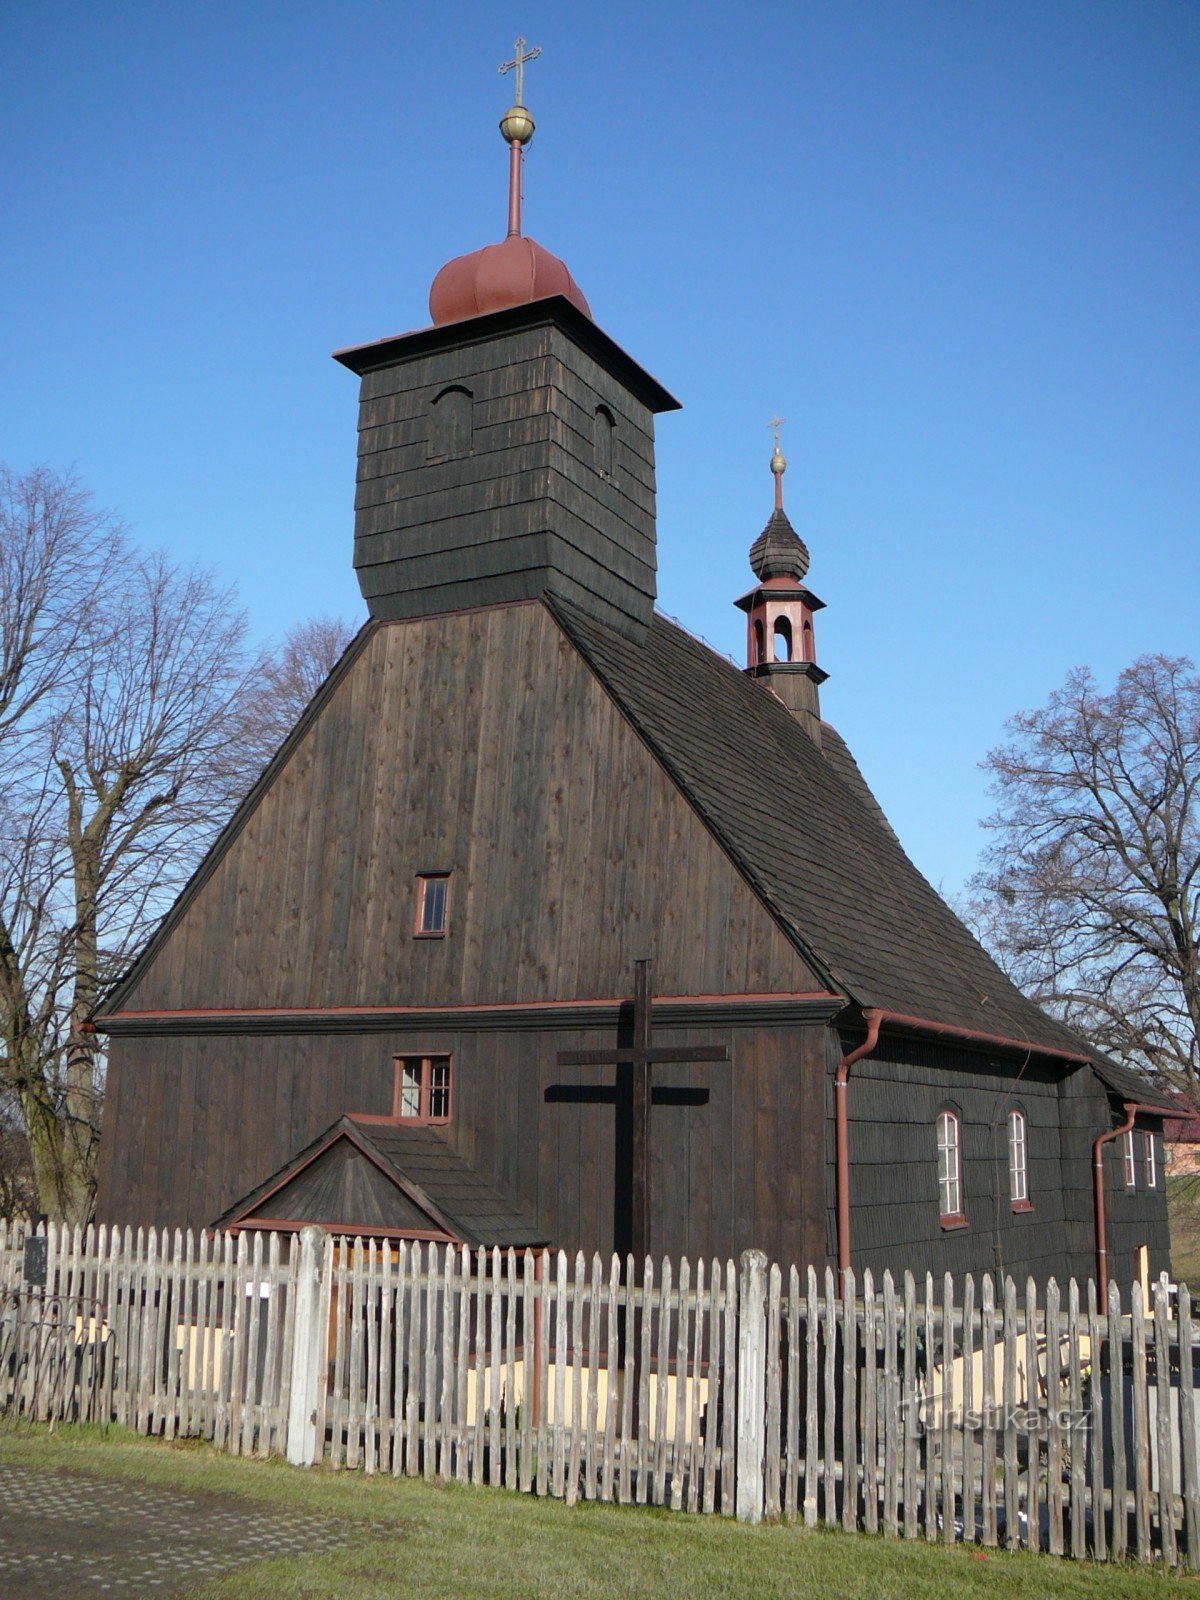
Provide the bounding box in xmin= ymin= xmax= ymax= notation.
xmin=937 ymin=1109 xmax=966 ymax=1228
xmin=1144 ymin=1130 xmax=1157 ymax=1189
xmin=1008 ymin=1108 xmax=1031 ymax=1209
xmin=1123 ymin=1128 xmax=1137 ymax=1188
xmin=394 ymin=1056 xmax=452 ymax=1123
xmin=415 ymin=872 xmax=451 ymax=937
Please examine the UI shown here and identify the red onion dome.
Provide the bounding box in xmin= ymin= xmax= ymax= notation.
xmin=429 ymin=234 xmax=592 ymax=327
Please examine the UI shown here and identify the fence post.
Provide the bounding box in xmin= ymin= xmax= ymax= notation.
xmin=286 ymin=1226 xmax=328 ymax=1467
xmin=736 ymin=1248 xmax=768 ymax=1524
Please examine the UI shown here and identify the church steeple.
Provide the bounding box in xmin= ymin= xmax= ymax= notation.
xmin=333 ymin=43 xmax=679 ymax=643
xmin=734 ymin=423 xmax=828 ymax=743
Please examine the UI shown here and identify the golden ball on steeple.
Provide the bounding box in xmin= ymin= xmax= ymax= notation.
xmin=499 ymin=105 xmax=535 ymax=145
xmin=770 ymin=446 xmax=786 ymax=477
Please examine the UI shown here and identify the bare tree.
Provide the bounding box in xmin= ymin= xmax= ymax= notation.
xmin=1 ymin=465 xmax=363 ymax=1222
xmin=0 ymin=468 xmax=272 ymax=1220
xmin=251 ymin=615 xmax=358 ymax=761
xmin=968 ymin=654 xmax=1200 ymax=1094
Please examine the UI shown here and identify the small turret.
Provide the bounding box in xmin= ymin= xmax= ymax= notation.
xmin=733 ymin=420 xmax=827 ymax=743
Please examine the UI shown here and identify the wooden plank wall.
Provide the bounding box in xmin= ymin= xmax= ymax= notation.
xmin=119 ymin=604 xmax=816 ymax=1015
xmin=823 ymin=1030 xmax=1167 ymax=1287
xmin=96 ymin=1020 xmax=828 ymax=1270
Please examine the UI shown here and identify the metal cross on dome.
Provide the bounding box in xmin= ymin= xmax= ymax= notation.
xmin=768 ymin=414 xmax=787 ymax=452
xmin=499 ymin=36 xmax=541 ymax=105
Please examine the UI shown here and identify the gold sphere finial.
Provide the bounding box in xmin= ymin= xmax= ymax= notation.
xmin=499 ymin=37 xmax=540 ymax=145
xmin=499 ymin=104 xmax=535 ymax=145
xmin=768 ymin=414 xmax=787 ymax=477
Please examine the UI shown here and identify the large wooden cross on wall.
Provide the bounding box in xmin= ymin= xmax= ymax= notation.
xmin=556 ymin=960 xmax=730 ymax=1265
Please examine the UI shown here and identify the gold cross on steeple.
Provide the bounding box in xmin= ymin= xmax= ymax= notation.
xmin=499 ymin=36 xmax=541 ymax=105
xmin=768 ymin=414 xmax=786 ymax=453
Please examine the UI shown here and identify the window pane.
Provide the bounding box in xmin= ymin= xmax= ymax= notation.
xmin=420 ymin=876 xmax=448 ymax=933
xmin=938 ymin=1113 xmax=960 ymax=1216
xmin=399 ymin=1063 xmax=421 ymax=1118
xmin=429 ymin=1060 xmax=450 ymax=1119
xmin=1009 ymin=1111 xmax=1027 ymax=1203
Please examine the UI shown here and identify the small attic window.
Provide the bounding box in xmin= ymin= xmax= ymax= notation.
xmin=429 ymin=386 xmax=473 ymax=460
xmin=394 ymin=1056 xmax=452 ymax=1123
xmin=594 ymin=405 xmax=615 ymax=478
xmin=773 ymin=616 xmax=793 ymax=663
xmin=415 ymin=872 xmax=451 ymax=937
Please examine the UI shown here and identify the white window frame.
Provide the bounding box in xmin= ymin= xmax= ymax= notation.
xmin=1144 ymin=1130 xmax=1157 ymax=1189
xmin=937 ymin=1109 xmax=964 ymax=1223
xmin=1008 ymin=1108 xmax=1029 ymax=1207
xmin=1123 ymin=1128 xmax=1137 ymax=1188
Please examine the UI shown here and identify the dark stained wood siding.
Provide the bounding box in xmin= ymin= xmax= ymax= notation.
xmin=261 ymin=1139 xmax=439 ymax=1230
xmin=120 ymin=603 xmax=817 ymax=1013
xmin=353 ymin=320 xmax=661 ymax=639
xmin=96 ymin=1019 xmax=829 ymax=1272
xmin=824 ymin=1031 xmax=1170 ymax=1286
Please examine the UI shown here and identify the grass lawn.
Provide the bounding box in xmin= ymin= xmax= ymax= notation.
xmin=0 ymin=1426 xmax=1197 ymax=1599
xmin=1170 ymin=1174 xmax=1200 ymax=1285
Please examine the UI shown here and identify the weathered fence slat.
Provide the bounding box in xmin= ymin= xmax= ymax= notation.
xmin=671 ymin=1257 xmax=690 ymax=1513
xmin=1067 ymin=1279 xmax=1085 ymax=1560
xmin=804 ymin=1264 xmax=819 ymax=1528
xmin=765 ymin=1261 xmax=781 ymax=1520
xmin=902 ymin=1272 xmax=919 ymax=1541
xmin=784 ymin=1264 xmax=800 ymax=1521
xmin=1108 ymin=1280 xmax=1128 ymax=1561
xmin=961 ymin=1273 xmax=975 ymax=1547
xmin=1180 ymin=1284 xmax=1199 ymax=1569
xmin=981 ymin=1274 xmax=997 ymax=1549
xmin=1046 ymin=1278 xmax=1064 ymax=1556
xmin=1154 ymin=1277 xmax=1177 ymax=1564
xmin=1131 ymin=1280 xmax=1152 ymax=1560
xmin=687 ymin=1257 xmax=705 ymax=1514
xmin=882 ymin=1270 xmax=899 ymax=1539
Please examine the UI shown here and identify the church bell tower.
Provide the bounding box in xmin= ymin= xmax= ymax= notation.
xmin=734 ymin=423 xmax=828 ymax=743
xmin=333 ymin=41 xmax=679 ymax=643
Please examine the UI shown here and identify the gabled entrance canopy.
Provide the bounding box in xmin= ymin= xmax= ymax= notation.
xmin=213 ymin=1115 xmax=547 ymax=1249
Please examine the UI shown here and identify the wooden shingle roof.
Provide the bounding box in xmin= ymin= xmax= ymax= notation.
xmin=549 ymin=598 xmax=1171 ymax=1112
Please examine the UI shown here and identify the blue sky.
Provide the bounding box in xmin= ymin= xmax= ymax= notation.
xmin=3 ymin=2 xmax=1196 ymax=896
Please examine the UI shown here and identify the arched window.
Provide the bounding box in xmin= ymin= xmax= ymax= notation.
xmin=937 ymin=1109 xmax=965 ymax=1225
xmin=753 ymin=619 xmax=766 ymax=665
xmin=1008 ymin=1108 xmax=1030 ymax=1208
xmin=594 ymin=405 xmax=615 ymax=478
xmin=802 ymin=619 xmax=814 ymax=661
xmin=429 ymin=385 xmax=473 ymax=459
xmin=773 ymin=616 xmax=792 ymax=663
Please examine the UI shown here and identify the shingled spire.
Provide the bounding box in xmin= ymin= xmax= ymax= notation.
xmin=734 ymin=422 xmax=827 ymax=743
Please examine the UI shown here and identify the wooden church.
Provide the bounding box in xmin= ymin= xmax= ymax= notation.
xmin=95 ymin=67 xmax=1171 ymax=1296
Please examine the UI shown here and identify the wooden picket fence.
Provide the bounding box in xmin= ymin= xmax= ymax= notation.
xmin=3 ymin=1219 xmax=1200 ymax=1569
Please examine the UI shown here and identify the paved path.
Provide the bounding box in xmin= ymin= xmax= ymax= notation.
xmin=0 ymin=1461 xmax=352 ymax=1597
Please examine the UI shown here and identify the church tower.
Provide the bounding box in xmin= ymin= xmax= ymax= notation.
xmin=333 ymin=46 xmax=679 ymax=643
xmin=734 ymin=424 xmax=828 ymax=743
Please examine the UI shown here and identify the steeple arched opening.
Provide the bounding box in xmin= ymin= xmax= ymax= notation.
xmin=594 ymin=405 xmax=615 ymax=479
xmin=773 ymin=616 xmax=793 ymax=663
xmin=429 ymin=385 xmax=474 ymax=460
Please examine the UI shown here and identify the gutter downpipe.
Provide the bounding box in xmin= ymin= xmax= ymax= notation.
xmin=835 ymin=1009 xmax=882 ymax=1296
xmin=1094 ymin=1101 xmax=1164 ymax=1302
